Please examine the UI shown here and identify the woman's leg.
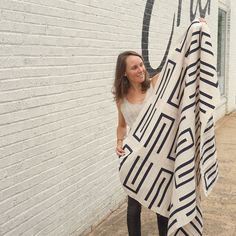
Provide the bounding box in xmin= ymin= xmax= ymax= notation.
xmin=156 ymin=213 xmax=168 ymax=236
xmin=127 ymin=196 xmax=142 ymax=236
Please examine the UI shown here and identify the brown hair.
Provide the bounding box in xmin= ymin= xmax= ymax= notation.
xmin=112 ymin=51 xmax=150 ymax=102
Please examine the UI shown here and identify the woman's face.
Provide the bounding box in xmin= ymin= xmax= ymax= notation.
xmin=125 ymin=55 xmax=146 ymax=85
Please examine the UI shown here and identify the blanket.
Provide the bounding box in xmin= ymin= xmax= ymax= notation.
xmin=118 ymin=19 xmax=220 ymax=235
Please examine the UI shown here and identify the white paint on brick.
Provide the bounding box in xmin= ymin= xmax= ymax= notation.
xmin=226 ymin=0 xmax=236 ymax=113
xmin=0 ymin=0 xmax=235 ymax=235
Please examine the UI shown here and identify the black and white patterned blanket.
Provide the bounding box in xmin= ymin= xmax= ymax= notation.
xmin=119 ymin=19 xmax=220 ymax=235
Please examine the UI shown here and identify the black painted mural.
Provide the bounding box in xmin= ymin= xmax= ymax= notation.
xmin=142 ymin=0 xmax=211 ymax=76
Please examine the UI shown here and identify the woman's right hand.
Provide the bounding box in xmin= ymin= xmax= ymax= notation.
xmin=116 ymin=142 xmax=125 ymax=157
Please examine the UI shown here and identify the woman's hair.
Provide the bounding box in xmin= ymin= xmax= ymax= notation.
xmin=112 ymin=51 xmax=150 ymax=102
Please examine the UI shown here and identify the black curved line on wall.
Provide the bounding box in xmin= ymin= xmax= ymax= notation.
xmin=190 ymin=0 xmax=211 ymax=21
xmin=141 ymin=0 xmax=175 ymax=77
xmin=177 ymin=0 xmax=182 ymax=27
xmin=177 ymin=0 xmax=211 ymax=26
xmin=142 ymin=0 xmax=211 ymax=77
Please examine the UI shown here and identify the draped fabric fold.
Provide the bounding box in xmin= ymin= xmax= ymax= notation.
xmin=118 ymin=19 xmax=220 ymax=235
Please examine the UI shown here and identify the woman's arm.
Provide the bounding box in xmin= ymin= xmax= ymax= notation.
xmin=116 ymin=100 xmax=127 ymax=156
xmin=150 ymin=73 xmax=160 ymax=87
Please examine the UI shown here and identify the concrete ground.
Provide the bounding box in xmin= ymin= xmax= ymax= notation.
xmin=86 ymin=113 xmax=236 ymax=236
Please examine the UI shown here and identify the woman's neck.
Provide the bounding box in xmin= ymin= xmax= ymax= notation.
xmin=130 ymin=82 xmax=142 ymax=92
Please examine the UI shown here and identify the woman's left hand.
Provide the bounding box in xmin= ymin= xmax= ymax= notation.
xmin=199 ymin=17 xmax=207 ymax=24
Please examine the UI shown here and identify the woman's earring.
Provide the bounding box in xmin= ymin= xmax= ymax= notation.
xmin=122 ymin=75 xmax=128 ymax=84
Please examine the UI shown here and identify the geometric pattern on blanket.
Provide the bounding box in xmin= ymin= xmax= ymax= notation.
xmin=118 ymin=19 xmax=220 ymax=236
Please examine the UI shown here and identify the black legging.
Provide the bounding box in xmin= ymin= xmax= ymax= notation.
xmin=127 ymin=196 xmax=168 ymax=236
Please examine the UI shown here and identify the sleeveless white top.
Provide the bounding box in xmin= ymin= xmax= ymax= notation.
xmin=120 ymin=85 xmax=154 ymax=129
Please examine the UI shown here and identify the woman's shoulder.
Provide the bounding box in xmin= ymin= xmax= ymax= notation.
xmin=116 ymin=98 xmax=125 ymax=109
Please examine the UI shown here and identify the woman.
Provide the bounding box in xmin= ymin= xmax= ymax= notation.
xmin=113 ymin=50 xmax=168 ymax=236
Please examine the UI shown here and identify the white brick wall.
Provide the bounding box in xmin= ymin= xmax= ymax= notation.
xmin=0 ymin=0 xmax=234 ymax=235
xmin=227 ymin=0 xmax=236 ymax=113
xmin=0 ymin=1 xmax=127 ymax=235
